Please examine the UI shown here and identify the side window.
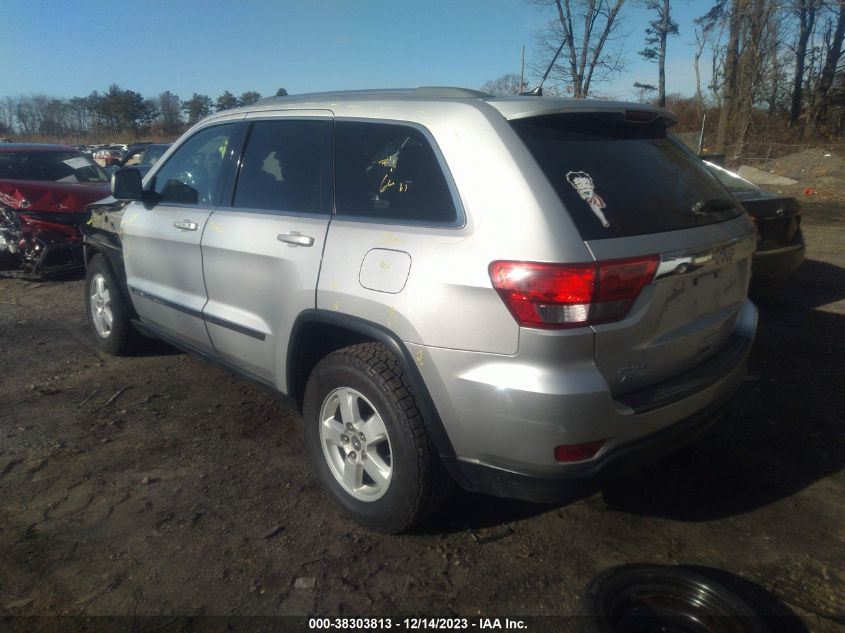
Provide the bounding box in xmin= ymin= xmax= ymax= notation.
xmin=232 ymin=119 xmax=332 ymax=214
xmin=153 ymin=124 xmax=236 ymax=205
xmin=335 ymin=121 xmax=457 ymax=224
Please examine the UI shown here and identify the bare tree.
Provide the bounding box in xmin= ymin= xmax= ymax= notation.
xmin=763 ymin=10 xmax=789 ymax=116
xmin=715 ymin=0 xmax=743 ymax=151
xmin=639 ymin=0 xmax=679 ymax=107
xmin=692 ymin=2 xmax=728 ymax=117
xmin=532 ymin=0 xmax=629 ymax=97
xmin=480 ymin=73 xmax=523 ymax=95
xmin=0 ymin=98 xmax=15 ymax=134
xmin=789 ymin=0 xmax=821 ymax=124
xmin=733 ymin=0 xmax=778 ymax=156
xmin=807 ymin=0 xmax=845 ymax=135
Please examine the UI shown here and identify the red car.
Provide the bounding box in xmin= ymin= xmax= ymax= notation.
xmin=0 ymin=144 xmax=111 ymax=276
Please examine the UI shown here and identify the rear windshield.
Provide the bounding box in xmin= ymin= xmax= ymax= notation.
xmin=0 ymin=151 xmax=109 ymax=183
xmin=510 ymin=113 xmax=742 ymax=240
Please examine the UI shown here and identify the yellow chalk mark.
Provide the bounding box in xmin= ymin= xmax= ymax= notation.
xmin=377 ymin=233 xmax=404 ymax=245
xmin=122 ymin=212 xmax=140 ymax=226
xmin=415 ymin=350 xmax=424 ymax=367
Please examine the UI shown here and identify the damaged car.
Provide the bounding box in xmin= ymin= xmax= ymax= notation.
xmin=0 ymin=144 xmax=111 ymax=276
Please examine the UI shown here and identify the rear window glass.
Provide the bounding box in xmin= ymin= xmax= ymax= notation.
xmin=0 ymin=151 xmax=108 ymax=183
xmin=510 ymin=114 xmax=742 ymax=240
xmin=335 ymin=121 xmax=457 ymax=224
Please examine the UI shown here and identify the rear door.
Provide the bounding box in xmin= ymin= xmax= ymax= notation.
xmin=510 ymin=112 xmax=755 ymax=396
xmin=122 ymin=122 xmax=238 ymax=352
xmin=200 ymin=111 xmax=333 ymax=387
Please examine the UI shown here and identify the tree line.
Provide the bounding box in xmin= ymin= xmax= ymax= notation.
xmin=0 ymin=85 xmax=289 ymax=139
xmin=483 ymin=0 xmax=845 ymax=154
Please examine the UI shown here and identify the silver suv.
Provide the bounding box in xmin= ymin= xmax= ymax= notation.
xmin=83 ymin=88 xmax=758 ymax=532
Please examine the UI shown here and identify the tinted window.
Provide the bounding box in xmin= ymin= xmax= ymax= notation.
xmin=510 ymin=114 xmax=742 ymax=240
xmin=0 ymin=151 xmax=108 ymax=183
xmin=335 ymin=121 xmax=457 ymax=224
xmin=153 ymin=124 xmax=236 ymax=205
xmin=232 ymin=120 xmax=332 ymax=213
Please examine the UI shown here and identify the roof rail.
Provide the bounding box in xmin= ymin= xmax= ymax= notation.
xmin=256 ymin=87 xmax=491 ymax=104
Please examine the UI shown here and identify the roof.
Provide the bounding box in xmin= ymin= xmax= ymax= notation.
xmin=245 ymin=87 xmax=675 ymax=123
xmin=0 ymin=143 xmax=76 ymax=153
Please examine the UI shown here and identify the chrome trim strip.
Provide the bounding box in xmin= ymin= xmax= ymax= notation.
xmin=654 ymin=234 xmax=755 ymax=281
xmin=203 ymin=313 xmax=267 ymax=341
xmin=129 ymin=286 xmax=200 ymax=318
xmin=128 ymin=286 xmax=266 ymax=341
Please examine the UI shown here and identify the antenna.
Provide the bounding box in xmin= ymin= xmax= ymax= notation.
xmin=521 ymin=38 xmax=566 ymax=97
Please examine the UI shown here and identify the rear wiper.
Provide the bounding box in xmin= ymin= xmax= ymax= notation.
xmin=690 ymin=198 xmax=737 ymax=217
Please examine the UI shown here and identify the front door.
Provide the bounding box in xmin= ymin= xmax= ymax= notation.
xmin=122 ymin=122 xmax=239 ymax=352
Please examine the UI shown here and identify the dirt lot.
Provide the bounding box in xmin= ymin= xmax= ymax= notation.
xmin=1 ymin=197 xmax=844 ymax=631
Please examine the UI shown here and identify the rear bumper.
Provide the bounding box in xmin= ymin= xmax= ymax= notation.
xmin=751 ymin=231 xmax=805 ymax=283
xmin=446 ymin=394 xmax=730 ymax=504
xmin=409 ymin=300 xmax=757 ymax=500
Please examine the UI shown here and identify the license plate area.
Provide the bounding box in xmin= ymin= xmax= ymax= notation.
xmin=658 ymin=263 xmax=744 ymax=325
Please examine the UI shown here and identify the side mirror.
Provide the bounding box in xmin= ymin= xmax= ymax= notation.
xmin=111 ymin=168 xmax=144 ymax=200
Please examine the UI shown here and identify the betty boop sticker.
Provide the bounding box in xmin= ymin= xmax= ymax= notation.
xmin=566 ymin=171 xmax=610 ymax=228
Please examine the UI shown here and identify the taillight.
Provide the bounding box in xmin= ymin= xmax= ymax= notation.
xmin=554 ymin=439 xmax=606 ymax=462
xmin=489 ymin=256 xmax=659 ymax=329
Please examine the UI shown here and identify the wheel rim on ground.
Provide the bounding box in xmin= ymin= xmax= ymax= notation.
xmin=89 ymin=273 xmax=113 ymax=338
xmin=319 ymin=387 xmax=393 ymax=502
xmin=587 ymin=565 xmax=767 ymax=633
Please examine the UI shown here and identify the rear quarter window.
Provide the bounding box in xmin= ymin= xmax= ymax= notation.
xmin=335 ymin=121 xmax=458 ymax=225
xmin=510 ymin=113 xmax=741 ymax=240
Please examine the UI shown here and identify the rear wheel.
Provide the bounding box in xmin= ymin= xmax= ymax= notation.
xmin=85 ymin=254 xmax=141 ymax=356
xmin=303 ymin=343 xmax=452 ymax=533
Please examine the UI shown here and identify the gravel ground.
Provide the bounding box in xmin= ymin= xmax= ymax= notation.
xmin=0 ymin=198 xmax=843 ymax=632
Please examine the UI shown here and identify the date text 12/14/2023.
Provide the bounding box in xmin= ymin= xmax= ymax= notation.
xmin=308 ymin=618 xmax=528 ymax=630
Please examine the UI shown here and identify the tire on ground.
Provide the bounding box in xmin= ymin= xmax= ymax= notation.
xmin=84 ymin=254 xmax=142 ymax=356
xmin=303 ymin=342 xmax=452 ymax=533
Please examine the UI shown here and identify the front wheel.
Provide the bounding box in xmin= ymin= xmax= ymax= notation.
xmin=84 ymin=254 xmax=141 ymax=356
xmin=303 ymin=343 xmax=452 ymax=533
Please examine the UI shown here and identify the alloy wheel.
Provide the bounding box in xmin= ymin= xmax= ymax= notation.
xmin=319 ymin=387 xmax=393 ymax=501
xmin=89 ymin=273 xmax=114 ymax=338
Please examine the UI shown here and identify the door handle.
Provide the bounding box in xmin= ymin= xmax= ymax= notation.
xmin=277 ymin=231 xmax=315 ymax=247
xmin=173 ymin=220 xmax=198 ymax=231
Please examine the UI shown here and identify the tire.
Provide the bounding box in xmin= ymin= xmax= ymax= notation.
xmin=84 ymin=254 xmax=141 ymax=356
xmin=581 ymin=564 xmax=769 ymax=633
xmin=303 ymin=343 xmax=452 ymax=533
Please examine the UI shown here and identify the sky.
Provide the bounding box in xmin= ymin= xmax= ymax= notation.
xmin=0 ymin=0 xmax=712 ymax=103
